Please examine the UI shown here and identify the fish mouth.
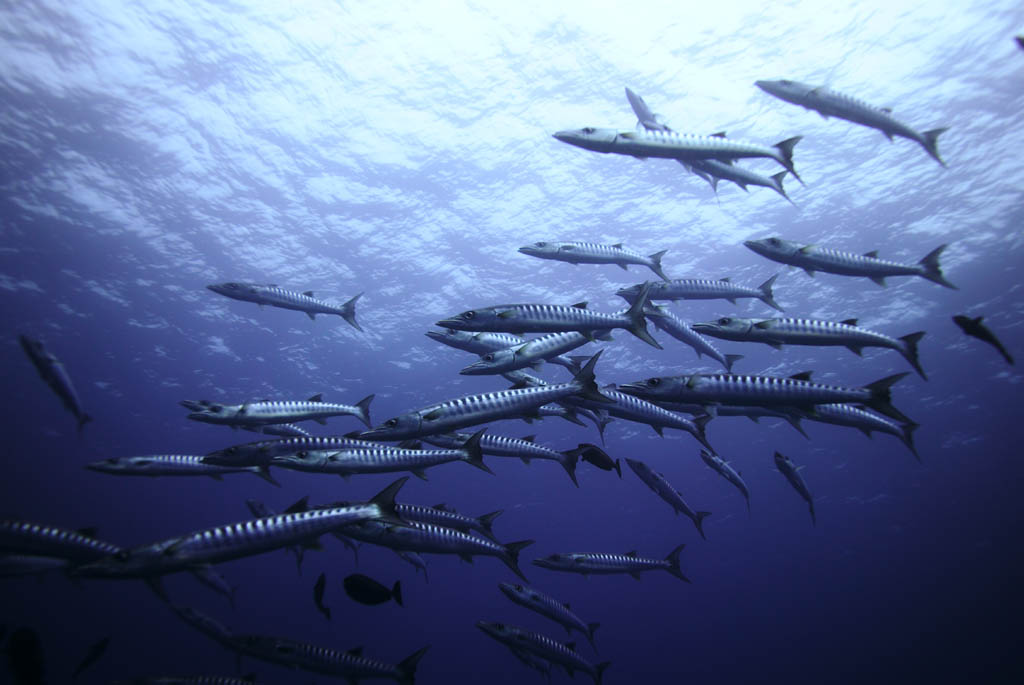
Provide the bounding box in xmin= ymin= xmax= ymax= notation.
xmin=689 ymin=323 xmax=714 ymax=333
xmin=459 ymin=362 xmax=494 ymax=376
xmin=552 ymin=131 xmax=574 ymax=143
xmin=424 ymin=331 xmax=448 ymax=342
xmin=615 ymin=382 xmax=645 ymax=395
xmin=434 ymin=318 xmax=466 ymax=329
xmin=354 ymin=428 xmax=391 ymax=441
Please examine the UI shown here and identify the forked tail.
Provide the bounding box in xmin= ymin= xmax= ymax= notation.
xmin=917 ymin=244 xmax=957 ymax=290
xmin=647 ymin=250 xmax=670 ymax=281
xmin=899 ymin=331 xmax=927 ymax=380
xmin=772 ymin=136 xmax=804 ymax=186
xmin=919 ymin=127 xmax=949 ymax=167
xmin=354 ymin=394 xmax=374 ymax=428
xmin=338 ymin=292 xmax=364 ymax=331
xmin=864 ymin=373 xmax=912 ymax=424
xmin=501 ymin=540 xmax=535 ymax=582
xmin=758 ymin=274 xmax=783 ymax=312
xmin=664 ymin=543 xmax=691 ymax=583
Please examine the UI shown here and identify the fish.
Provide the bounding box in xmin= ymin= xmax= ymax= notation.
xmin=0 ymin=554 xmax=70 ymax=578
xmin=329 ymin=495 xmax=504 ymax=541
xmin=5 ymin=627 xmax=44 ymax=685
xmin=801 ymin=404 xmax=918 ymax=459
xmin=394 ymin=551 xmax=429 ymax=582
xmin=552 ymin=126 xmax=803 ymax=181
xmin=205 ymin=434 xmax=383 ymax=467
xmin=111 ymin=677 xmax=257 ymax=684
xmin=658 ymin=401 xmax=808 ymax=438
xmin=436 ymin=282 xmax=661 ymax=349
xmin=189 ymin=566 xmax=237 ymax=606
xmin=699 ymin=450 xmax=751 ymax=511
xmin=460 ymin=331 xmax=604 ymax=376
xmin=85 ymin=455 xmax=279 ymax=486
xmin=506 ymin=646 xmax=552 ymax=679
xmin=72 ymin=635 xmax=110 ymax=680
xmin=518 ymin=241 xmax=670 ymax=281
xmin=692 ymin=316 xmax=926 ymax=379
xmin=245 ymin=422 xmax=311 ymax=438
xmin=625 ymin=458 xmax=710 ymax=539
xmin=642 ymin=305 xmax=742 ymax=372
xmin=499 ymin=583 xmax=600 ymax=650
xmin=343 ymin=573 xmax=404 ymax=606
xmin=953 ymin=315 xmax=1014 ymax=365
xmin=187 ymin=393 xmax=374 ymax=429
xmin=477 ymin=622 xmax=610 ymax=685
xmin=1017 ymin=35 xmax=1024 ymax=50
xmin=244 ymin=497 xmax=356 ymax=572
xmin=744 ymin=238 xmax=956 ymax=289
xmin=617 ymin=274 xmax=782 ymax=312
xmin=774 ymin=451 xmax=816 ymax=525
xmin=755 ymin=79 xmax=948 ymax=166
xmin=533 ymin=545 xmax=689 ymax=582
xmin=207 ymin=282 xmax=363 ymax=330
xmin=19 ymin=335 xmax=91 ymax=431
xmin=313 ymin=572 xmax=331 ymax=619
xmin=169 ymin=605 xmax=236 ymax=648
xmin=565 ymin=443 xmax=620 ymax=478
xmin=419 ymin=431 xmax=581 ymax=486
xmin=0 ymin=521 xmax=122 ymax=562
xmin=426 ymin=328 xmax=585 ymax=374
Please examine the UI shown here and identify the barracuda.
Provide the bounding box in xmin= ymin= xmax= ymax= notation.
xmin=643 ymin=305 xmax=742 ymax=372
xmin=744 ymin=237 xmax=957 ymax=289
xmin=755 ymin=79 xmax=948 ymax=166
xmin=533 ymin=545 xmax=689 ymax=582
xmin=478 ymin=621 xmax=610 ymax=685
xmin=625 ymin=459 xmax=710 ymax=539
xmin=461 ymin=331 xmax=603 ymax=375
xmin=802 ymin=404 xmax=918 ymax=459
xmin=693 ymin=316 xmax=927 ymax=379
xmin=657 ymin=400 xmax=808 ymax=438
xmin=205 ymin=434 xmax=382 ymax=467
xmin=207 ymin=282 xmax=363 ymax=330
xmin=425 ymin=328 xmax=584 ymax=374
xmin=420 ymin=431 xmax=581 ymax=486
xmin=19 ymin=335 xmax=92 ymax=431
xmin=111 ymin=676 xmax=259 ymax=684
xmin=244 ymin=422 xmax=311 ymax=438
xmin=500 ymin=372 xmax=614 ymax=440
xmin=0 ymin=554 xmax=70 ymax=578
xmin=74 ymin=478 xmax=407 ymax=578
xmin=187 ymin=393 xmax=374 ymax=429
xmin=245 ymin=498 xmax=359 ymax=570
xmin=436 ymin=282 xmax=661 ymax=349
xmin=0 ymin=520 xmax=122 ymax=562
xmin=699 ymin=450 xmax=751 ymax=511
xmin=498 ymin=582 xmax=600 ymax=650
xmin=775 ymin=451 xmax=816 ymax=525
xmin=358 ymin=352 xmax=612 ymax=441
xmin=518 ymin=241 xmax=670 ymax=281
xmin=85 ymin=454 xmax=279 ymax=486
xmin=619 ymin=371 xmax=912 ymax=423
xmin=617 ymin=274 xmax=782 ymax=312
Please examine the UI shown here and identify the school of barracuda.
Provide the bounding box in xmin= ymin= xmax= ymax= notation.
xmin=7 ymin=79 xmax=1015 ymax=685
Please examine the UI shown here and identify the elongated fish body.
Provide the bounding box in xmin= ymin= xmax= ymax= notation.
xmin=461 ymin=331 xmax=600 ymax=375
xmin=245 ymin=422 xmax=311 ymax=438
xmin=643 ymin=305 xmax=742 ymax=372
xmin=437 ymin=283 xmax=661 ymax=349
xmin=0 ymin=554 xmax=69 ymax=577
xmin=802 ymin=404 xmax=918 ymax=458
xmin=0 ymin=520 xmax=122 ymax=562
xmin=693 ymin=316 xmax=926 ymax=378
xmin=207 ymin=282 xmax=363 ymax=330
xmin=421 ymin=431 xmax=580 ymax=486
xmin=85 ymin=455 xmax=278 ymax=485
xmin=659 ymin=400 xmax=806 ymax=435
xmin=953 ymin=315 xmax=1014 ymax=365
xmin=564 ymin=385 xmax=712 ymax=449
xmin=358 ymin=353 xmax=611 ymax=441
xmin=395 ymin=503 xmax=501 ymax=540
xmin=230 ymin=634 xmax=428 ymax=685
xmin=699 ymin=450 xmax=751 ymax=510
xmin=692 ymin=160 xmax=793 ymax=202
xmin=533 ymin=544 xmax=689 ymax=582
xmin=755 ymin=79 xmax=948 ymax=166
xmin=19 ymin=335 xmax=92 ymax=431
xmin=113 ymin=677 xmax=259 ymax=684
xmin=478 ymin=622 xmax=610 ymax=685
xmin=508 ymin=645 xmax=553 ymax=679
xmin=205 ymin=435 xmax=381 ymax=467
xmin=625 ymin=459 xmax=710 ymax=539
xmin=75 ymin=479 xmax=407 ymax=578
xmin=518 ymin=241 xmax=670 ymax=281
xmin=427 ymin=329 xmax=582 ymax=373
xmin=553 ymin=127 xmax=803 ymax=180
xmin=744 ymin=237 xmax=956 ymax=289
xmin=774 ymin=452 xmax=816 ymax=525
xmin=187 ymin=393 xmax=374 ymax=429
xmin=499 ymin=582 xmax=600 ymax=649
xmin=619 ymin=372 xmax=911 ymax=423
xmin=618 ymin=274 xmax=782 ymax=311
xmin=245 ymin=498 xmax=359 ymax=570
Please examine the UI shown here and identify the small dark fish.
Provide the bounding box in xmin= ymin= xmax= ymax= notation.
xmin=72 ymin=636 xmax=110 ymax=680
xmin=343 ymin=573 xmax=403 ymax=607
xmin=19 ymin=335 xmax=91 ymax=431
xmin=568 ymin=443 xmax=621 ymax=478
xmin=6 ymin=627 xmax=44 ymax=685
xmin=1017 ymin=35 xmax=1024 ymax=50
xmin=953 ymin=315 xmax=1014 ymax=365
xmin=313 ymin=572 xmax=331 ymax=620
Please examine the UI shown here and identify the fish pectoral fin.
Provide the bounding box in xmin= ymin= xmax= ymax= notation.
xmin=423 ymin=408 xmax=444 ymax=421
xmin=846 ymin=345 xmax=864 ymax=356
xmin=629 ymin=572 xmax=643 ymax=581
xmin=803 ymin=268 xmax=816 ymax=277
xmin=303 ymin=290 xmax=314 ymax=297
xmin=411 ymin=469 xmax=429 ymax=481
xmin=458 ymin=553 xmax=474 ymax=564
xmin=870 ymin=276 xmax=887 ymax=287
xmin=767 ymin=342 xmax=784 ymax=351
xmin=314 ymin=418 xmax=328 ymax=425
xmin=306 ymin=312 xmax=316 ymax=320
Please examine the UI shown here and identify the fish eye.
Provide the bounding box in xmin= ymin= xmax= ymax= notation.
xmin=718 ymin=317 xmax=732 ymax=325
xmin=515 ymin=584 xmax=523 ymax=591
xmin=780 ymin=79 xmax=791 ymax=85
xmin=115 ymin=550 xmax=130 ymax=561
xmin=535 ymin=241 xmax=546 ymax=247
xmin=483 ymin=353 xmax=494 ymax=361
xmin=297 ymin=450 xmax=308 ymax=458
xmin=768 ymin=238 xmax=780 ymax=246
xmin=385 ymin=419 xmax=398 ymax=427
xmin=463 ymin=311 xmax=476 ymax=319
xmin=582 ymin=127 xmax=595 ymax=134
xmin=647 ymin=378 xmax=661 ymax=387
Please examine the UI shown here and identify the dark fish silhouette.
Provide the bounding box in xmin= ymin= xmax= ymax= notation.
xmin=19 ymin=335 xmax=91 ymax=432
xmin=570 ymin=444 xmax=621 ymax=478
xmin=1017 ymin=35 xmax=1024 ymax=50
xmin=72 ymin=636 xmax=110 ymax=680
xmin=313 ymin=572 xmax=331 ymax=620
xmin=343 ymin=573 xmax=403 ymax=606
xmin=953 ymin=315 xmax=1014 ymax=365
xmin=5 ymin=627 xmax=44 ymax=685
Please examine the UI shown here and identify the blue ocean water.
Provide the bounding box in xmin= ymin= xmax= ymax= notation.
xmin=2 ymin=1 xmax=1023 ymax=683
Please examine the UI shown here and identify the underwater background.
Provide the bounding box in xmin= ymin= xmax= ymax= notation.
xmin=2 ymin=1 xmax=1023 ymax=683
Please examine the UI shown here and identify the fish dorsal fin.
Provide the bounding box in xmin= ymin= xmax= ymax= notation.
xmin=710 ymin=131 xmax=727 ymax=138
xmin=433 ymin=503 xmax=453 ymax=512
xmin=789 ymin=371 xmax=813 ymax=381
xmin=346 ymin=646 xmax=364 ymax=656
xmin=571 ymin=302 xmax=588 ymax=309
xmin=840 ymin=318 xmax=858 ymax=326
xmin=612 ymin=243 xmax=623 ymax=249
xmin=719 ymin=277 xmax=731 ymax=282
xmin=521 ymin=435 xmax=536 ymax=443
xmin=423 ymin=408 xmax=444 ymax=421
xmin=973 ymin=316 xmax=984 ymax=324
xmin=863 ymin=250 xmax=878 ymax=258
xmin=303 ymin=290 xmax=314 ymax=297
xmin=562 ymin=601 xmax=571 ymax=609
xmin=508 ymin=381 xmax=529 ymax=390
xmin=77 ymin=527 xmax=99 ymax=538
xmin=308 ymin=393 xmax=323 ymax=402
xmin=566 ymin=641 xmax=577 ymax=652
xmin=284 ymin=496 xmax=309 ymax=514
xmin=626 ymin=550 xmax=638 ymax=557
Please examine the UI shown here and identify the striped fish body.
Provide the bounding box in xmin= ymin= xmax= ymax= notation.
xmin=803 ymin=403 xmax=917 ymax=457
xmin=115 ymin=677 xmax=261 ymax=684
xmin=699 ymin=450 xmax=751 ymax=508
xmin=395 ymin=503 xmax=498 ymax=539
xmin=246 ymin=422 xmax=311 ymax=438
xmin=477 ymin=622 xmax=608 ymax=684
xmin=205 ymin=435 xmax=381 ymax=467
xmin=518 ymin=241 xmax=669 ymax=280
xmin=696 ymin=316 xmax=900 ymax=351
xmin=85 ymin=455 xmax=273 ymax=482
xmin=187 ymin=395 xmax=372 ymax=428
xmin=625 ymin=459 xmax=709 ymax=538
xmin=775 ymin=452 xmax=815 ymax=524
xmin=534 ymin=550 xmax=679 ymax=579
xmin=272 ymin=445 xmax=473 ymax=478
xmin=565 ymin=387 xmax=709 ymax=447
xmin=690 ymin=159 xmax=792 ymax=201
xmin=644 ymin=305 xmax=740 ymax=371
xmin=0 ymin=520 xmax=121 ymax=562
xmin=424 ymin=432 xmax=566 ymax=463
xmin=207 ymin=282 xmax=362 ymax=330
xmin=618 ymin=275 xmax=781 ymax=311
xmin=440 ymin=303 xmax=629 ymax=335
xmin=19 ymin=335 xmax=91 ymax=430
xmin=461 ymin=331 xmax=596 ymax=375
xmin=426 ymin=329 xmax=526 ymax=354
xmin=499 ymin=583 xmax=597 ymax=647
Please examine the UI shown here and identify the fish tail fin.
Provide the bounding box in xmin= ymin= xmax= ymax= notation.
xmin=354 ymin=394 xmax=374 ymax=428
xmin=920 ymin=127 xmax=949 ymax=167
xmin=556 ymin=450 xmax=581 ymax=487
xmin=594 ymin=661 xmax=612 ymax=685
xmin=476 ymin=508 xmax=504 ymax=538
xmin=571 ymin=351 xmax=613 ymax=404
xmin=692 ymin=413 xmax=715 ymax=452
xmin=787 ymin=414 xmax=809 ymax=439
xmin=809 ymin=501 xmax=817 ymax=527
xmin=613 ymin=458 xmax=622 ymax=479
xmin=252 ymin=465 xmax=280 ymax=487
xmin=770 ymin=171 xmax=797 ymax=206
xmin=694 ymin=511 xmax=711 ymax=540
xmin=566 ymin=355 xmax=591 ymax=376
xmin=396 ymin=645 xmax=430 ymax=685
xmin=586 ymin=622 xmax=601 ymax=651
xmin=865 ymin=372 xmax=912 ymax=423
xmin=339 ymin=292 xmax=364 ymax=331
xmin=369 ymin=477 xmax=409 ymax=526
xmin=77 ymin=414 xmax=93 ymax=434
xmin=664 ymin=544 xmax=691 ymax=583
xmin=901 ymin=422 xmax=921 ymax=462
xmin=460 ymin=429 xmax=493 ymax=475
xmin=647 ymin=249 xmax=670 ymax=281
xmin=758 ymin=273 xmax=783 ymax=311
xmin=773 ymin=136 xmax=804 ymax=185
xmin=918 ymin=244 xmax=957 ymax=289
xmin=501 ymin=540 xmax=535 ymax=581
xmin=393 ymin=580 xmax=404 ymax=607
xmin=899 ymin=331 xmax=927 ymax=380
xmin=723 ymin=354 xmax=743 ymax=373
xmin=624 ymin=282 xmax=662 ymax=349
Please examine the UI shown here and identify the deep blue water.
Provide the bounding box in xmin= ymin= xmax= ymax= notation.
xmin=2 ymin=2 xmax=1024 ymax=683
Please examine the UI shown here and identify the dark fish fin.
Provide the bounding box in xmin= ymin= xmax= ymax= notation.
xmin=368 ymin=477 xmax=409 ymax=526
xmin=664 ymin=543 xmax=691 ymax=583
xmin=918 ymin=244 xmax=956 ymax=289
xmin=339 ymin=292 xmax=364 ymax=331
xmin=864 ymin=373 xmax=912 ymax=423
xmin=393 ymin=580 xmax=404 ymax=607
xmin=397 ymin=645 xmax=431 ymax=685
xmin=758 ymin=274 xmax=783 ymax=312
xmin=502 ymin=540 xmax=535 ymax=582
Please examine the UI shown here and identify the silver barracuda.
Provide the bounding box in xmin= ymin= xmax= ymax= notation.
xmin=657 ymin=401 xmax=808 ymax=438
xmin=643 ymin=305 xmax=742 ymax=372
xmin=533 ymin=544 xmax=689 ymax=582
xmin=19 ymin=335 xmax=92 ymax=431
xmin=436 ymin=282 xmax=661 ymax=349
xmin=801 ymin=404 xmax=918 ymax=459
xmin=85 ymin=455 xmax=279 ymax=486
xmin=426 ymin=328 xmax=584 ymax=374
xmin=699 ymin=450 xmax=751 ymax=511
xmin=617 ymin=274 xmax=782 ymax=311
xmin=0 ymin=520 xmax=122 ymax=562
xmin=755 ymin=79 xmax=948 ymax=166
xmin=625 ymin=459 xmax=710 ymax=539
xmin=244 ymin=422 xmax=311 ymax=438
xmin=395 ymin=550 xmax=429 ymax=581
xmin=692 ymin=316 xmax=927 ymax=379
xmin=357 ymin=352 xmax=612 ymax=441
xmin=187 ymin=393 xmax=374 ymax=429
xmin=774 ymin=451 xmax=816 ymax=525
xmin=460 ymin=331 xmax=604 ymax=375
xmin=331 ymin=497 xmax=502 ymax=541
xmin=501 ymin=372 xmax=614 ymax=439
xmin=478 ymin=622 xmax=610 ymax=685
xmin=207 ymin=282 xmax=363 ymax=330
xmin=111 ymin=677 xmax=259 ymax=684
xmin=245 ymin=497 xmax=359 ymax=570
xmin=518 ymin=241 xmax=670 ymax=281
xmin=205 ymin=434 xmax=382 ymax=467
xmin=507 ymin=645 xmax=553 ymax=679
xmin=744 ymin=237 xmax=957 ymax=289
xmin=418 ymin=432 xmax=581 ymax=486
xmin=619 ymin=371 xmax=912 ymax=423
xmin=74 ymin=479 xmax=408 ymax=578
xmin=498 ymin=582 xmax=600 ymax=650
